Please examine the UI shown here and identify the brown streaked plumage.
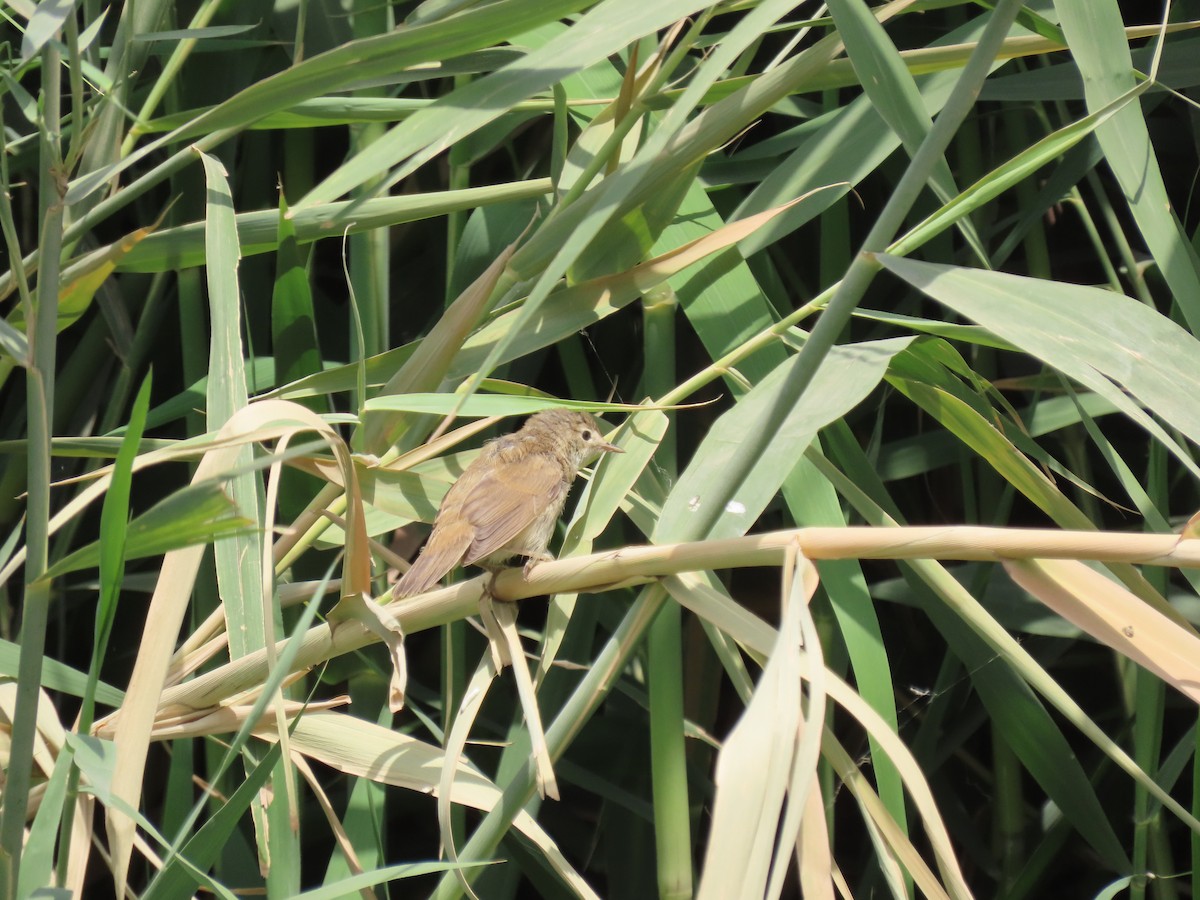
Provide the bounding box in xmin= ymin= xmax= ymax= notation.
xmin=393 ymin=410 xmax=622 ymax=598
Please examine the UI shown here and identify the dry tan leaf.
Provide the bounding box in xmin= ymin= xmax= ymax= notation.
xmin=291 ymin=754 xmax=375 ymax=900
xmin=768 ymin=551 xmax=827 ymax=897
xmin=253 ymin=709 xmax=602 ymax=899
xmin=65 ymin=791 xmax=95 ymax=896
xmin=104 ymin=398 xmax=369 ymax=891
xmin=797 ymin=776 xmax=835 ymax=900
xmin=478 ymin=594 xmax=511 ymax=670
xmin=105 ymin=539 xmax=208 ymax=892
xmin=492 ymin=599 xmax=558 ymax=801
xmin=439 ymin=657 xmax=499 ymax=900
xmin=0 ymin=681 xmax=65 ymax=779
xmin=1006 ymin=558 xmax=1200 ymax=703
xmin=670 ymin=561 xmax=972 ymax=899
xmin=696 ymin=553 xmax=810 ymax=899
xmin=336 ymin=592 xmax=408 ymax=712
xmin=107 ymin=697 xmax=349 ymax=741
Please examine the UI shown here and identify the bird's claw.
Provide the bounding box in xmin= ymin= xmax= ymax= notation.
xmin=522 ymin=553 xmax=553 ymax=580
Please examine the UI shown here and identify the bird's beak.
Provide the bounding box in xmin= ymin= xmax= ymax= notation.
xmin=599 ymin=439 xmax=623 ymax=454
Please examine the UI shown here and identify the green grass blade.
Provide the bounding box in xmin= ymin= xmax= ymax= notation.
xmin=1054 ymin=0 xmax=1200 ymax=330
xmin=877 ymin=255 xmax=1200 ymax=473
xmin=656 ymin=338 xmax=913 ymax=543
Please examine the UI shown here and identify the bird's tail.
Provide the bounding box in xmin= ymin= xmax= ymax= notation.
xmin=393 ymin=522 xmax=473 ymax=599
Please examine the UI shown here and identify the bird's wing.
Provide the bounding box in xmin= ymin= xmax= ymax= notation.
xmin=393 ymin=461 xmax=493 ymax=597
xmin=460 ymin=453 xmax=566 ymax=565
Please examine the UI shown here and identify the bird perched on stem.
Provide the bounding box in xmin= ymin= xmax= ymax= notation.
xmin=393 ymin=409 xmax=622 ymax=598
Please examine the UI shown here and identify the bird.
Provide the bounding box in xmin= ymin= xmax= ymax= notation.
xmin=392 ymin=409 xmax=623 ymax=598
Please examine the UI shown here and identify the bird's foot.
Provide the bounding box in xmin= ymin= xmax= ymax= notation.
xmin=522 ymin=552 xmax=554 ymax=580
xmin=477 ymin=564 xmax=502 ymax=599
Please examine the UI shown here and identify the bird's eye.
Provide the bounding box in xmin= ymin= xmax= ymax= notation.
xmin=581 ymin=429 xmax=593 ymax=441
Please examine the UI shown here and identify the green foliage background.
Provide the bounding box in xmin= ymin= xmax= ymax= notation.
xmin=3 ymin=0 xmax=1200 ymax=897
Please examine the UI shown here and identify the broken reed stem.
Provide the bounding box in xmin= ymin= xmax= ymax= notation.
xmin=143 ymin=525 xmax=1200 ymax=718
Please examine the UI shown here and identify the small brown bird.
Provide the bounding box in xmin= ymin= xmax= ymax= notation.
xmin=393 ymin=409 xmax=623 ymax=598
